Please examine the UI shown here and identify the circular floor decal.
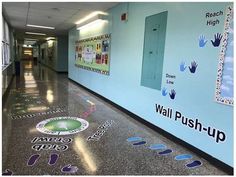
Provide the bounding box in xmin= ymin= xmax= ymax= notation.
xmin=36 ymin=117 xmax=89 ymax=135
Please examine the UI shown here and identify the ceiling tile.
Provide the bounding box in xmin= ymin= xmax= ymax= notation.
xmin=3 ymin=2 xmax=119 ymax=35
xmin=28 ymin=8 xmax=78 ymax=18
xmin=3 ymin=2 xmax=29 ymax=8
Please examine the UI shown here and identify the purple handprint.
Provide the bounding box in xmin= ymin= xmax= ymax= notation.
xmin=211 ymin=33 xmax=222 ymax=47
xmin=189 ymin=61 xmax=198 ymax=73
xmin=61 ymin=164 xmax=78 ymax=173
xmin=169 ymin=89 xmax=176 ymax=99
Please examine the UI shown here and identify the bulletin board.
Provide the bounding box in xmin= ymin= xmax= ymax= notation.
xmin=75 ymin=34 xmax=111 ymax=75
xmin=215 ymin=6 xmax=234 ymax=106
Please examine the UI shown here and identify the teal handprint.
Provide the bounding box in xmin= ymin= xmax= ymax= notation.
xmin=199 ymin=35 xmax=207 ymax=47
xmin=162 ymin=88 xmax=168 ymax=96
xmin=180 ymin=62 xmax=187 ymax=72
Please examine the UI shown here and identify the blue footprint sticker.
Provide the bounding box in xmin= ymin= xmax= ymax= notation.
xmin=186 ymin=160 xmax=202 ymax=168
xmin=158 ymin=149 xmax=172 ymax=155
xmin=175 ymin=154 xmax=192 ymax=161
xmin=127 ymin=137 xmax=143 ymax=142
xmin=149 ymin=144 xmax=166 ymax=150
xmin=133 ymin=141 xmax=146 ymax=146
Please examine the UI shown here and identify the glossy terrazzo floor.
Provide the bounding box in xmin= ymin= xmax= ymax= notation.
xmin=2 ymin=61 xmax=228 ymax=175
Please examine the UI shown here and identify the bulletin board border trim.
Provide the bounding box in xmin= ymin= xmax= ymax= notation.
xmin=215 ymin=6 xmax=233 ymax=106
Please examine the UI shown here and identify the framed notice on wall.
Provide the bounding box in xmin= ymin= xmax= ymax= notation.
xmin=75 ymin=34 xmax=111 ymax=75
xmin=215 ymin=6 xmax=234 ymax=106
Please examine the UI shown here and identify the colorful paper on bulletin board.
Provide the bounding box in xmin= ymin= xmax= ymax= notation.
xmin=75 ymin=34 xmax=111 ymax=75
xmin=215 ymin=6 xmax=234 ymax=106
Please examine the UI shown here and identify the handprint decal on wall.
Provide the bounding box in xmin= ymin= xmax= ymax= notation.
xmin=180 ymin=62 xmax=187 ymax=72
xmin=199 ymin=35 xmax=207 ymax=47
xmin=189 ymin=61 xmax=198 ymax=73
xmin=162 ymin=88 xmax=168 ymax=96
xmin=169 ymin=89 xmax=176 ymax=99
xmin=211 ymin=33 xmax=222 ymax=47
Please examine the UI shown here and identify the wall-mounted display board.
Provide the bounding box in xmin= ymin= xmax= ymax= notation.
xmin=215 ymin=6 xmax=233 ymax=106
xmin=75 ymin=34 xmax=111 ymax=75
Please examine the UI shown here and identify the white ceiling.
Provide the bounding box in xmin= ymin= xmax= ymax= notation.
xmin=2 ymin=2 xmax=119 ymax=39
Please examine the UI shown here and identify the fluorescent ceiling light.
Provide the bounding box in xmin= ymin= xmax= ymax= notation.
xmin=76 ymin=13 xmax=108 ymax=30
xmin=25 ymin=32 xmax=46 ymax=36
xmin=46 ymin=37 xmax=56 ymax=40
xmin=23 ymin=44 xmax=33 ymax=48
xmin=24 ymin=38 xmax=38 ymax=41
xmin=77 ymin=19 xmax=104 ymax=30
xmin=75 ymin=11 xmax=107 ymax=25
xmin=27 ymin=24 xmax=55 ymax=29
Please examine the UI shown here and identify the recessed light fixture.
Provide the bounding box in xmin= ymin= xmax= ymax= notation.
xmin=75 ymin=11 xmax=107 ymax=25
xmin=25 ymin=32 xmax=46 ymax=36
xmin=77 ymin=19 xmax=105 ymax=30
xmin=46 ymin=37 xmax=56 ymax=40
xmin=23 ymin=44 xmax=33 ymax=48
xmin=76 ymin=12 xmax=108 ymax=30
xmin=24 ymin=38 xmax=38 ymax=41
xmin=27 ymin=24 xmax=55 ymax=29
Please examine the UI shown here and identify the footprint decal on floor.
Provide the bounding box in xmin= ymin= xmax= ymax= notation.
xmin=175 ymin=154 xmax=192 ymax=161
xmin=61 ymin=164 xmax=78 ymax=173
xmin=158 ymin=149 xmax=173 ymax=155
xmin=127 ymin=137 xmax=146 ymax=146
xmin=27 ymin=153 xmax=59 ymax=166
xmin=127 ymin=136 xmax=202 ymax=169
xmin=48 ymin=153 xmax=59 ymax=165
xmin=185 ymin=160 xmax=202 ymax=168
xmin=133 ymin=141 xmax=146 ymax=146
xmin=27 ymin=154 xmax=40 ymax=166
xmin=149 ymin=144 xmax=166 ymax=150
xmin=127 ymin=137 xmax=143 ymax=142
xmin=2 ymin=169 xmax=13 ymax=175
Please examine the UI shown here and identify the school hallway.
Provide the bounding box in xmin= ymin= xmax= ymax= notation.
xmin=1 ymin=61 xmax=228 ymax=175
xmin=2 ymin=2 xmax=234 ymax=176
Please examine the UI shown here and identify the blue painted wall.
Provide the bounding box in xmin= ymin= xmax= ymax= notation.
xmin=68 ymin=2 xmax=233 ymax=166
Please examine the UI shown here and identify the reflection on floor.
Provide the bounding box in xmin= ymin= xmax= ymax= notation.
xmin=2 ymin=61 xmax=227 ymax=175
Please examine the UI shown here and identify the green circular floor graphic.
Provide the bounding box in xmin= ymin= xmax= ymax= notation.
xmin=36 ymin=117 xmax=89 ymax=135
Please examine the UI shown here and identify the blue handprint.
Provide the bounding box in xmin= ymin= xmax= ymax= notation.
xmin=162 ymin=88 xmax=168 ymax=96
xmin=189 ymin=61 xmax=198 ymax=73
xmin=169 ymin=89 xmax=176 ymax=99
xmin=198 ymin=35 xmax=207 ymax=47
xmin=211 ymin=33 xmax=222 ymax=47
xmin=180 ymin=62 xmax=187 ymax=72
